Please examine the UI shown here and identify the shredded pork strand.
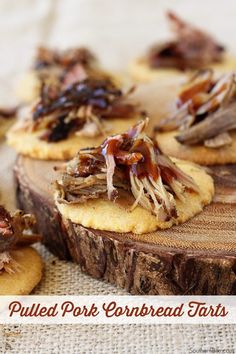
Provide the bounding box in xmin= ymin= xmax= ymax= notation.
xmin=34 ymin=46 xmax=131 ymax=114
xmin=156 ymin=69 xmax=236 ymax=147
xmin=56 ymin=118 xmax=199 ymax=222
xmin=0 ymin=252 xmax=21 ymax=274
xmin=0 ymin=206 xmax=41 ymax=274
xmin=24 ymin=78 xmax=136 ymax=142
xmin=33 ymin=46 xmax=99 ymax=90
xmin=148 ymin=11 xmax=224 ymax=70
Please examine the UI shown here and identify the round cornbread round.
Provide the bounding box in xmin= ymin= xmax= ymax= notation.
xmin=156 ymin=131 xmax=236 ymax=165
xmin=7 ymin=115 xmax=139 ymax=160
xmin=0 ymin=247 xmax=43 ymax=295
xmin=129 ymin=55 xmax=236 ymax=83
xmin=56 ymin=159 xmax=214 ymax=234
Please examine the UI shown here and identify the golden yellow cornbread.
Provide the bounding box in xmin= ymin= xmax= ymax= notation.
xmin=0 ymin=247 xmax=43 ymax=295
xmin=56 ymin=158 xmax=214 ymax=234
xmin=7 ymin=115 xmax=139 ymax=160
xmin=129 ymin=55 xmax=236 ymax=83
xmin=156 ymin=131 xmax=236 ymax=165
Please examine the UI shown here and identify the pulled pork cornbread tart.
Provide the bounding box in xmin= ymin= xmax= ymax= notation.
xmin=155 ymin=69 xmax=236 ymax=165
xmin=130 ymin=11 xmax=236 ymax=82
xmin=55 ymin=119 xmax=214 ymax=234
xmin=17 ymin=46 xmax=116 ymax=103
xmin=0 ymin=205 xmax=43 ymax=295
xmin=8 ymin=78 xmax=141 ymax=160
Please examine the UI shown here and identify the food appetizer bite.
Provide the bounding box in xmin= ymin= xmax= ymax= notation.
xmin=0 ymin=205 xmax=43 ymax=294
xmin=130 ymin=11 xmax=235 ymax=82
xmin=8 ymin=78 xmax=140 ymax=160
xmin=55 ymin=119 xmax=214 ymax=234
xmin=18 ymin=46 xmax=115 ymax=103
xmin=155 ymin=69 xmax=236 ymax=165
xmin=0 ymin=107 xmax=17 ymax=138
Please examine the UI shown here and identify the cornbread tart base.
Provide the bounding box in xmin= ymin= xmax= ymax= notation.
xmin=129 ymin=55 xmax=236 ymax=83
xmin=0 ymin=247 xmax=43 ymax=295
xmin=55 ymin=159 xmax=214 ymax=234
xmin=7 ymin=116 xmax=138 ymax=160
xmin=156 ymin=131 xmax=236 ymax=165
xmin=14 ymin=156 xmax=236 ymax=295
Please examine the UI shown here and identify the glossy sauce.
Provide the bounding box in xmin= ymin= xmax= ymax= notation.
xmin=178 ymin=79 xmax=212 ymax=106
xmin=101 ymin=133 xmax=160 ymax=180
xmin=159 ymin=166 xmax=177 ymax=185
xmin=131 ymin=140 xmax=159 ymax=181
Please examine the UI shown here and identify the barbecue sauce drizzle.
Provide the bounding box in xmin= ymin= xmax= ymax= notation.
xmin=30 ymin=79 xmax=136 ymax=142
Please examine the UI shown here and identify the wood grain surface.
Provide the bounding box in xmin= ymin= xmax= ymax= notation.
xmin=14 ymin=156 xmax=236 ymax=294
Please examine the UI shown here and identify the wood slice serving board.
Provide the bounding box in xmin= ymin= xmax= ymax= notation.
xmin=14 ymin=156 xmax=236 ymax=295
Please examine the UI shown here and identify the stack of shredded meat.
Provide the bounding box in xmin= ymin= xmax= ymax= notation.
xmin=56 ymin=119 xmax=199 ymax=222
xmin=26 ymin=78 xmax=136 ymax=142
xmin=0 ymin=206 xmax=41 ymax=273
xmin=148 ymin=11 xmax=224 ymax=70
xmin=156 ymin=69 xmax=236 ymax=148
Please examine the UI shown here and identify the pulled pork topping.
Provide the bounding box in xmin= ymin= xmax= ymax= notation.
xmin=147 ymin=11 xmax=224 ymax=70
xmin=34 ymin=46 xmax=95 ymax=70
xmin=156 ymin=69 xmax=236 ymax=148
xmin=33 ymin=46 xmax=109 ymax=89
xmin=56 ymin=119 xmax=199 ymax=222
xmin=28 ymin=79 xmax=136 ymax=142
xmin=0 ymin=107 xmax=17 ymax=120
xmin=0 ymin=205 xmax=41 ymax=273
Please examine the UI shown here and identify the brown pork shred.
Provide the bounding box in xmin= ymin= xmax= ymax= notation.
xmin=0 ymin=107 xmax=17 ymax=120
xmin=34 ymin=47 xmax=95 ymax=70
xmin=0 ymin=205 xmax=41 ymax=253
xmin=147 ymin=11 xmax=224 ymax=70
xmin=0 ymin=206 xmax=41 ymax=273
xmin=32 ymin=46 xmax=111 ymax=90
xmin=155 ymin=69 xmax=236 ymax=147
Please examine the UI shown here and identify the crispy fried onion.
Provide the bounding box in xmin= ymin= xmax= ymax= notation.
xmin=27 ymin=79 xmax=136 ymax=142
xmin=0 ymin=205 xmax=41 ymax=274
xmin=56 ymin=118 xmax=199 ymax=222
xmin=156 ymin=69 xmax=236 ymax=148
xmin=148 ymin=11 xmax=224 ymax=70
